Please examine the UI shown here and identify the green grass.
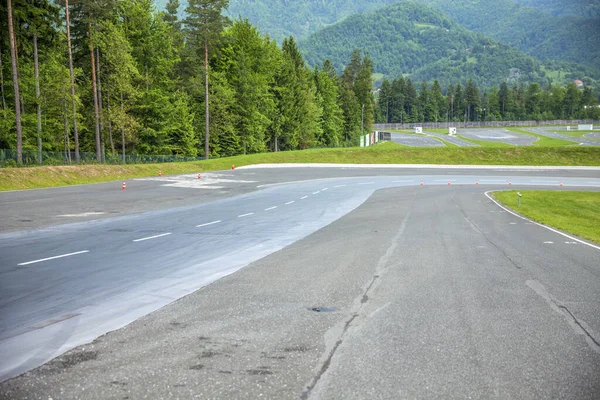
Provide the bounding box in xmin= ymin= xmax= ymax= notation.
xmin=492 ymin=190 xmax=600 ymax=243
xmin=455 ymin=136 xmax=514 ymax=148
xmin=506 ymin=128 xmax=575 ymax=147
xmin=557 ymin=130 xmax=600 ymax=140
xmin=1 ymin=144 xmax=599 ymax=191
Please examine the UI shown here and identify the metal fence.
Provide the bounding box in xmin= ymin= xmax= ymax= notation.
xmin=0 ymin=149 xmax=206 ymax=167
xmin=373 ymin=120 xmax=600 ymax=130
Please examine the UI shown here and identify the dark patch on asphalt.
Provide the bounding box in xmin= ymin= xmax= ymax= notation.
xmin=189 ymin=364 xmax=204 ymax=370
xmin=198 ymin=336 xmax=210 ymax=341
xmin=361 ymin=294 xmax=369 ymax=304
xmin=284 ymin=346 xmax=310 ymax=353
xmin=246 ymin=367 xmax=273 ymax=376
xmin=110 ymin=381 xmax=127 ymax=386
xmin=218 ymin=370 xmax=232 ymax=374
xmin=310 ymin=307 xmax=336 ymax=313
xmin=200 ymin=351 xmax=220 ymax=358
xmin=39 ymin=350 xmax=98 ymax=375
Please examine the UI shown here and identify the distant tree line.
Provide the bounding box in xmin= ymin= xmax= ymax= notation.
xmin=375 ymin=78 xmax=600 ymax=124
xmin=1 ymin=0 xmax=374 ymax=165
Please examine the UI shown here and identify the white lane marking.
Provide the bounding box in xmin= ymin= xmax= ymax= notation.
xmin=485 ymin=191 xmax=600 ymax=251
xmin=544 ymin=241 xmax=554 ymax=244
xmin=334 ymin=185 xmax=346 ymax=188
xmin=285 ymin=201 xmax=295 ymax=205
xmin=58 ymin=212 xmax=105 ymax=218
xmin=392 ymin=180 xmax=413 ymax=183
xmin=434 ymin=179 xmax=453 ymax=182
xmin=301 ymin=196 xmax=308 ymax=200
xmin=196 ymin=220 xmax=221 ymax=228
xmin=532 ymin=181 xmax=559 ymax=184
xmin=479 ymin=180 xmax=506 ymax=183
xmin=238 ymin=213 xmax=254 ymax=218
xmin=265 ymin=206 xmax=277 ymax=211
xmin=510 ymin=222 xmax=517 ymax=225
xmin=18 ymin=250 xmax=90 ymax=266
xmin=313 ymin=191 xmax=320 ymax=195
xmin=133 ymin=233 xmax=172 ymax=242
xmin=358 ymin=182 xmax=374 ymax=185
xmin=322 ymin=188 xmax=328 ymax=191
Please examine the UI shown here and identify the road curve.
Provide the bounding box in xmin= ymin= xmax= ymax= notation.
xmin=1 ymin=165 xmax=599 ymax=398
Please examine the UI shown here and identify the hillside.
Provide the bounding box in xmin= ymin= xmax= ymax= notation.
xmin=154 ymin=0 xmax=599 ymax=76
xmin=299 ymin=2 xmax=553 ymax=89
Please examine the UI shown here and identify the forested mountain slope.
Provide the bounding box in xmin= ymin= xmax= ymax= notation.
xmin=299 ymin=3 xmax=552 ymax=89
xmin=155 ymin=0 xmax=599 ymax=75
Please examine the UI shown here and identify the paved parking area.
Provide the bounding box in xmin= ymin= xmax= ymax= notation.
xmin=390 ymin=133 xmax=445 ymax=147
xmin=458 ymin=129 xmax=536 ymax=146
xmin=424 ymin=131 xmax=478 ymax=147
xmin=527 ymin=128 xmax=600 ymax=146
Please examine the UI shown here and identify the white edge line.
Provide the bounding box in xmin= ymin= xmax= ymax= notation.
xmin=238 ymin=213 xmax=254 ymax=218
xmin=18 ymin=250 xmax=90 ymax=266
xmin=334 ymin=185 xmax=346 ymax=188
xmin=265 ymin=206 xmax=277 ymax=211
xmin=196 ymin=220 xmax=221 ymax=228
xmin=300 ymin=196 xmax=308 ymax=199
xmin=485 ymin=191 xmax=600 ymax=251
xmin=312 ymin=191 xmax=320 ymax=195
xmin=322 ymin=188 xmax=328 ymax=191
xmin=133 ymin=232 xmax=172 ymax=242
xmin=285 ymin=201 xmax=295 ymax=205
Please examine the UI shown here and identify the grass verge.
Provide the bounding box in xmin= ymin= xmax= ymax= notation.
xmin=491 ymin=190 xmax=600 ymax=244
xmin=1 ymin=143 xmax=599 ymax=191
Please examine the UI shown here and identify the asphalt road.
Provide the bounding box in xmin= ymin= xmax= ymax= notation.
xmin=423 ymin=131 xmax=479 ymax=147
xmin=526 ymin=127 xmax=600 ymax=146
xmin=458 ymin=129 xmax=537 ymax=146
xmin=1 ymin=165 xmax=600 ymax=399
xmin=390 ymin=133 xmax=445 ymax=147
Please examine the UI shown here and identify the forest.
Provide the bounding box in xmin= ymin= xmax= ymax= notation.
xmin=0 ymin=0 xmax=374 ymax=165
xmin=374 ymin=78 xmax=600 ymax=124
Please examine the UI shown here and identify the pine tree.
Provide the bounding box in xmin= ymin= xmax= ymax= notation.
xmin=184 ymin=0 xmax=229 ymax=159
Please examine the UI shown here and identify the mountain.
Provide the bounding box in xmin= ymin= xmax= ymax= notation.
xmin=154 ymin=0 xmax=599 ymax=74
xmin=299 ymin=2 xmax=556 ymax=89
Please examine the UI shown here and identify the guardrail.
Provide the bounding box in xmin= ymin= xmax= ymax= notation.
xmin=373 ymin=120 xmax=600 ymax=130
xmin=0 ymin=149 xmax=206 ymax=167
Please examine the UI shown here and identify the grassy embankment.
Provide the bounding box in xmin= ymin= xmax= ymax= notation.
xmin=1 ymin=142 xmax=599 ymax=191
xmin=492 ymin=191 xmax=600 ymax=244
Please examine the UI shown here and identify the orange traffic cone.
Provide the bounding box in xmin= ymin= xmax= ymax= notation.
xmin=122 ymin=182 xmax=126 ymax=190
xmin=231 ymin=165 xmax=235 ymax=170
xmin=198 ymin=173 xmax=201 ymax=179
xmin=158 ymin=171 xmax=162 ymax=177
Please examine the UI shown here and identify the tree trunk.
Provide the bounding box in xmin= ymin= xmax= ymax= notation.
xmin=120 ymin=91 xmax=126 ymax=164
xmin=89 ymin=20 xmax=101 ymax=163
xmin=204 ymin=37 xmax=209 ymax=160
xmin=0 ymin=44 xmax=6 ymax=119
xmin=106 ymin=79 xmax=115 ymax=153
xmin=7 ymin=0 xmax=23 ymax=165
xmin=96 ymin=47 xmax=105 ymax=162
xmin=65 ymin=0 xmax=80 ymax=162
xmin=63 ymin=98 xmax=71 ymax=164
xmin=34 ymin=35 xmax=42 ymax=165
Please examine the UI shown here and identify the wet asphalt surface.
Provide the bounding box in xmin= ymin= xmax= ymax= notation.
xmin=389 ymin=133 xmax=445 ymax=147
xmin=457 ymin=129 xmax=537 ymax=146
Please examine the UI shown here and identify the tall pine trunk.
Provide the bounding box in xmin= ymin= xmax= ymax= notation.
xmin=7 ymin=0 xmax=23 ymax=165
xmin=65 ymin=0 xmax=80 ymax=162
xmin=0 ymin=44 xmax=6 ymax=119
xmin=106 ymin=79 xmax=115 ymax=153
xmin=34 ymin=35 xmax=42 ymax=165
xmin=204 ymin=37 xmax=209 ymax=160
xmin=96 ymin=47 xmax=105 ymax=162
xmin=120 ymin=91 xmax=125 ymax=164
xmin=89 ymin=21 xmax=101 ymax=162
xmin=63 ymin=98 xmax=71 ymax=164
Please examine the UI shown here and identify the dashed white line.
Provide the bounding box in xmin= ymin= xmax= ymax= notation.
xmin=334 ymin=185 xmax=346 ymax=188
xmin=392 ymin=180 xmax=413 ymax=183
xmin=18 ymin=250 xmax=90 ymax=266
xmin=358 ymin=182 xmax=374 ymax=185
xmin=322 ymin=188 xmax=328 ymax=191
xmin=265 ymin=206 xmax=278 ymax=211
xmin=313 ymin=191 xmax=321 ymax=195
xmin=196 ymin=220 xmax=221 ymax=228
xmin=133 ymin=233 xmax=172 ymax=242
xmin=285 ymin=201 xmax=295 ymax=205
xmin=301 ymin=196 xmax=308 ymax=200
xmin=238 ymin=213 xmax=254 ymax=218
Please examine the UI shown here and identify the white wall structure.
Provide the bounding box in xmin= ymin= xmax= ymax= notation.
xmin=449 ymin=127 xmax=457 ymax=136
xmin=578 ymin=124 xmax=593 ymax=130
xmin=360 ymin=136 xmax=365 ymax=147
xmin=415 ymin=127 xmax=423 ymax=134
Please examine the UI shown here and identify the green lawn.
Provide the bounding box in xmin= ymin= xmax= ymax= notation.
xmin=1 ymin=143 xmax=599 ymax=191
xmin=557 ymin=130 xmax=600 ymax=140
xmin=492 ymin=190 xmax=600 ymax=244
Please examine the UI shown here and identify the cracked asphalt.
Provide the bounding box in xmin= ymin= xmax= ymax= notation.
xmin=1 ymin=166 xmax=600 ymax=399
